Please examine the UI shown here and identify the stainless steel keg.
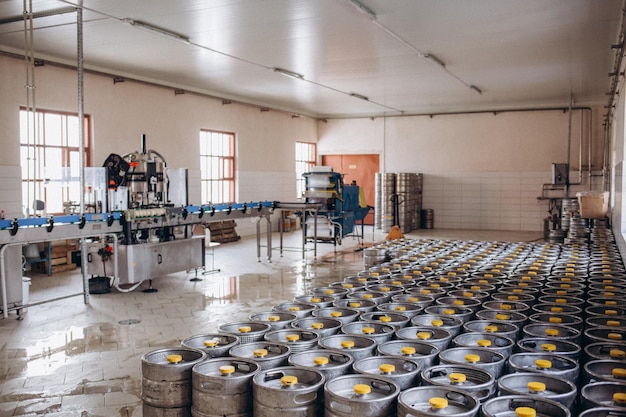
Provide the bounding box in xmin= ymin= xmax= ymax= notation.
xmin=497 ymin=372 xmax=577 ymax=408
xmin=522 ymin=323 xmax=582 ymax=344
xmin=452 ymin=332 xmax=515 ymax=358
xmin=376 ymin=302 xmax=424 ymax=319
xmin=249 ymin=311 xmax=298 ymax=330
xmin=391 ymin=293 xmax=435 ymax=309
xmin=346 ymin=290 xmax=390 ymax=305
xmin=272 ymin=302 xmax=317 ymax=318
xmin=341 ymin=320 xmax=395 ymax=344
xmin=396 ymin=326 xmax=453 ymax=351
xmin=397 ymin=386 xmax=480 ymax=417
xmin=581 ymin=381 xmax=626 ymax=410
xmin=507 ymin=352 xmax=580 ymax=381
xmin=583 ymin=360 xmax=626 ymax=384
xmin=264 ymin=328 xmax=319 ymax=354
xmin=516 ymin=338 xmax=581 ymax=359
xmin=141 ymin=347 xmax=207 ymax=417
xmin=585 ymin=326 xmax=626 ymax=345
xmin=436 ymin=296 xmax=483 ymax=313
xmin=310 ymin=286 xmax=350 ymax=299
xmin=377 ymin=340 xmax=440 ymax=369
xmin=584 ymin=342 xmax=626 ymax=362
xmin=252 ymin=366 xmax=325 ymax=417
xmin=411 ymin=314 xmax=464 ymax=337
xmin=228 ymin=341 xmax=290 ymax=370
xmin=481 ymin=395 xmax=571 ymax=417
xmin=294 ymin=294 xmax=336 ymax=308
xmin=462 ymin=320 xmax=519 ymax=341
xmin=324 ymin=374 xmax=400 ymax=417
xmin=528 ymin=312 xmax=584 ymax=332
xmin=438 ymin=347 xmax=505 ymax=378
xmin=578 ymin=407 xmax=626 ymax=417
xmin=318 ymin=334 xmax=377 ymax=361
xmin=475 ymin=309 xmax=528 ymax=330
xmin=217 ymin=321 xmax=272 ymax=344
xmin=353 ymin=356 xmax=421 ymax=390
xmin=292 ymin=317 xmax=342 ymax=338
xmin=181 ymin=333 xmax=239 ymax=358
xmin=424 ymin=305 xmax=474 ymax=323
xmin=311 ymin=306 xmax=360 ymax=324
xmin=420 ymin=364 xmax=496 ymax=402
xmin=360 ymin=311 xmax=411 ymax=329
xmin=288 ymin=349 xmax=354 ymax=380
xmin=191 ymin=357 xmax=259 ymax=417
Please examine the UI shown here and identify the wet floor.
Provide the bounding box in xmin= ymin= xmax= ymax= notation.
xmin=0 ymin=227 xmax=542 ymax=416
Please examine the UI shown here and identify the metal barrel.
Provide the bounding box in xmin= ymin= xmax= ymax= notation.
xmin=353 ymin=355 xmax=421 ymax=390
xmin=452 ymin=332 xmax=515 ymax=358
xmin=580 ymin=381 xmax=626 ymax=410
xmin=360 ymin=311 xmax=411 ymax=329
xmin=340 ymin=321 xmax=395 ymax=344
xmin=578 ymin=407 xmax=626 ymax=417
xmin=411 ymin=314 xmax=464 ymax=337
xmin=420 ymin=364 xmax=496 ymax=403
xmin=421 ymin=209 xmax=434 ymax=230
xmin=462 ymin=320 xmax=519 ymax=342
xmin=481 ymin=395 xmax=571 ymax=417
xmin=310 ymin=286 xmax=350 ymax=299
xmin=376 ymin=302 xmax=424 ymax=319
xmin=191 ymin=357 xmax=259 ymax=417
xmin=272 ymin=302 xmax=317 ymax=318
xmin=249 ymin=311 xmax=298 ymax=330
xmin=217 ymin=321 xmax=272 ymax=344
xmin=292 ymin=317 xmax=343 ymax=338
xmin=294 ymin=294 xmax=336 ymax=308
xmin=141 ymin=347 xmax=207 ymax=417
xmin=584 ymin=326 xmax=626 ymax=346
xmin=397 ymin=386 xmax=480 ymax=417
xmin=507 ymin=352 xmax=580 ymax=382
xmin=228 ymin=342 xmax=290 ymax=370
xmin=263 ymin=328 xmax=319 ymax=354
xmin=252 ymin=366 xmax=325 ymax=417
xmin=311 ymin=306 xmax=361 ymax=324
xmin=583 ymin=342 xmax=626 ymax=362
xmin=438 ymin=347 xmax=506 ymax=379
xmin=528 ymin=312 xmax=584 ymax=332
xmin=181 ymin=333 xmax=239 ymax=358
xmin=288 ymin=349 xmax=354 ymax=380
xmin=583 ymin=360 xmax=626 ymax=385
xmin=395 ymin=326 xmax=453 ymax=351
xmin=324 ymin=374 xmax=400 ymax=417
xmin=515 ymin=337 xmax=581 ymax=360
xmin=377 ymin=340 xmax=440 ymax=369
xmin=522 ymin=323 xmax=582 ymax=344
xmin=497 ymin=372 xmax=577 ymax=409
xmin=318 ymin=334 xmax=377 ymax=361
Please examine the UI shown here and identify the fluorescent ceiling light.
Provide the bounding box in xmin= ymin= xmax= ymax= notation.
xmin=128 ymin=19 xmax=190 ymax=44
xmin=273 ymin=67 xmax=305 ymax=80
xmin=350 ymin=92 xmax=369 ymax=101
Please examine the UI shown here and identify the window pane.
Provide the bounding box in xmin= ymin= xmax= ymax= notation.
xmin=44 ymin=113 xmax=63 ymax=146
xmin=44 ymin=182 xmax=63 ymax=213
xmin=67 ymin=116 xmax=79 ymax=147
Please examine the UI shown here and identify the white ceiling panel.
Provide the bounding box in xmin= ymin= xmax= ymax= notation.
xmin=0 ymin=0 xmax=622 ymax=118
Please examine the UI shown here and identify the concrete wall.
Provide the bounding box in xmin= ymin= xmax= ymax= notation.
xmin=318 ymin=108 xmax=605 ymax=232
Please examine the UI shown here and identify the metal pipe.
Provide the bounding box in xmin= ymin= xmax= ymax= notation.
xmin=0 ymin=244 xmax=9 ymax=319
xmin=566 ymin=94 xmax=573 ymax=197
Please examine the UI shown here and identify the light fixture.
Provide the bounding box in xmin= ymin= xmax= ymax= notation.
xmin=349 ymin=92 xmax=369 ymax=101
xmin=273 ymin=67 xmax=305 ymax=80
xmin=470 ymin=85 xmax=483 ymax=95
xmin=342 ymin=0 xmax=376 ymax=20
xmin=127 ymin=19 xmax=190 ymax=44
xmin=423 ymin=53 xmax=446 ymax=68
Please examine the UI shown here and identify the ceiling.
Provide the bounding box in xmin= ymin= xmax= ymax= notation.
xmin=0 ymin=0 xmax=623 ymax=118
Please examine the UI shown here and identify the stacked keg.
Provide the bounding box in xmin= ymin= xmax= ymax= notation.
xmin=141 ymin=228 xmax=626 ymax=417
xmin=375 ymin=172 xmax=423 ymax=233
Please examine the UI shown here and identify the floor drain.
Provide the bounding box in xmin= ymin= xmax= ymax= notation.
xmin=119 ymin=319 xmax=141 ymax=325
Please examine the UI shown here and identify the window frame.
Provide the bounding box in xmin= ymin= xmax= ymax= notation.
xmin=295 ymin=141 xmax=317 ymax=198
xmin=199 ymin=129 xmax=236 ymax=204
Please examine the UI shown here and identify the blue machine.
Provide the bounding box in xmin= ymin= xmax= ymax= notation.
xmin=302 ymin=169 xmax=369 ymax=246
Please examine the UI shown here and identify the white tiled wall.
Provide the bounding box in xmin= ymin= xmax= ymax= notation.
xmin=422 ymin=171 xmax=552 ymax=232
xmin=0 ymin=165 xmax=23 ymax=219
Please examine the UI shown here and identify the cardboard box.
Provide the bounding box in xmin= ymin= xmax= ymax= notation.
xmin=577 ymin=191 xmax=609 ymax=219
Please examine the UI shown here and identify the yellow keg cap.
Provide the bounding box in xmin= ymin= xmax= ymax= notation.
xmin=331 ymin=311 xmax=343 ymax=317
xmin=528 ymin=381 xmax=546 ymax=392
xmin=401 ymin=346 xmax=416 ymax=355
xmin=515 ymin=406 xmax=537 ymax=417
xmin=606 ymin=309 xmax=619 ymax=316
xmin=611 ymin=349 xmax=626 ymax=359
xmin=358 ymin=277 xmax=367 ymax=283
xmin=325 ymin=289 xmax=335 ymax=295
xmin=545 ymin=328 xmax=559 ymax=337
xmin=379 ymin=316 xmax=392 ymax=323
xmin=443 ymin=309 xmax=455 ymax=315
xmin=429 ymin=397 xmax=449 ymax=410
xmin=363 ymin=294 xmax=374 ymax=299
xmin=535 ymin=359 xmax=552 ymax=369
xmin=371 ymin=272 xmax=380 ymax=277
xmin=281 ymin=375 xmax=298 ymax=386
xmin=343 ymin=283 xmax=354 ymax=289
xmin=289 ymin=306 xmax=301 ymax=311
xmin=541 ymin=343 xmax=557 ymax=352
xmin=449 ymin=272 xmax=457 ymax=277
xmin=395 ymin=306 xmax=407 ymax=312
xmin=549 ymin=317 xmax=562 ymax=324
xmin=605 ymin=292 xmax=616 ymax=297
xmin=495 ymin=314 xmax=510 ymax=321
xmin=465 ymin=354 xmax=481 ymax=363
xmin=238 ymin=326 xmax=252 ymax=333
xmin=403 ymin=275 xmax=413 ymax=280
xmin=314 ymin=356 xmax=329 ymax=365
xmin=556 ymin=291 xmax=567 ymax=295
xmin=311 ymin=322 xmax=324 ymax=330
xmin=613 ymin=368 xmax=626 ymax=378
xmin=253 ymin=349 xmax=268 ymax=357
xmin=470 ymin=286 xmax=481 ymax=291
xmin=268 ymin=315 xmax=281 ymax=322
xmin=449 ymin=373 xmax=467 ymax=383
xmin=501 ymin=304 xmax=512 ymax=311
xmin=609 ymin=333 xmax=624 ymax=340
xmin=431 ymin=319 xmax=444 ymax=327
xmin=431 ymin=283 xmax=441 ymax=289
xmin=484 ymin=325 xmax=498 ymax=333
xmin=380 ymin=364 xmax=396 ymax=373
xmin=550 ymin=307 xmax=563 ymax=313
xmin=341 ymin=340 xmax=355 ymax=349
xmin=354 ymin=384 xmax=371 ymax=395
xmin=521 ymin=276 xmax=531 ymax=281
xmin=362 ymin=327 xmax=375 ymax=335
xmin=614 ymin=392 xmax=626 ymax=404
xmin=463 ymin=292 xmax=475 ymax=298
xmin=508 ymin=295 xmax=519 ymax=301
xmin=555 ymin=298 xmax=567 ymax=304
xmin=440 ymin=277 xmax=449 ymax=282
xmin=204 ymin=340 xmax=219 ymax=347
xmin=219 ymin=365 xmax=235 ymax=375
xmin=479 ymin=280 xmax=489 ymax=284
xmin=408 ymin=297 xmax=419 ymax=303
xmin=392 ymin=281 xmax=403 ymax=286
xmin=417 ymin=331 xmax=432 ymax=340
xmin=311 ymin=297 xmax=322 ymax=303
xmin=349 ymin=302 xmax=361 ymax=308
xmin=453 ymin=300 xmax=465 ymax=306
xmin=286 ymin=334 xmax=300 ymax=342
xmin=477 ymin=339 xmax=492 ymax=347
xmin=421 ymin=289 xmax=432 ymax=295
xmin=166 ymin=354 xmax=183 ymax=364
xmin=513 ymin=289 xmax=523 ymax=293
xmin=560 ymin=284 xmax=571 ymax=288
xmin=485 ymin=274 xmax=493 ymax=278
xmin=608 ymin=320 xmax=621 ymax=327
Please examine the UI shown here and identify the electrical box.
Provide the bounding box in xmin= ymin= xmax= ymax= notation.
xmin=551 ymin=163 xmax=569 ymax=185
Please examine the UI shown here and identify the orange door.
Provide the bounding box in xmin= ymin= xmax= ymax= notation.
xmin=321 ymin=154 xmax=379 ymax=225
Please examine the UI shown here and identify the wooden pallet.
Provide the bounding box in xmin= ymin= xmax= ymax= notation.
xmin=207 ymin=220 xmax=240 ymax=243
xmin=32 ymin=240 xmax=78 ymax=274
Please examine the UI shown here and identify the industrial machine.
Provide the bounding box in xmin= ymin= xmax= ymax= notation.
xmin=302 ymin=168 xmax=369 ymax=247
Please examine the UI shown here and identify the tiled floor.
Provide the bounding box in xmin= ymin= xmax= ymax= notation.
xmin=0 ymin=227 xmax=543 ymax=417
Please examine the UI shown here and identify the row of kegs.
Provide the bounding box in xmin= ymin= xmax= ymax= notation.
xmin=141 ymin=230 xmax=626 ymax=417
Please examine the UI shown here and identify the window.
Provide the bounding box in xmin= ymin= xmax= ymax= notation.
xmin=296 ymin=142 xmax=316 ymax=198
xmin=20 ymin=109 xmax=90 ymax=215
xmin=199 ymin=129 xmax=236 ymax=204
